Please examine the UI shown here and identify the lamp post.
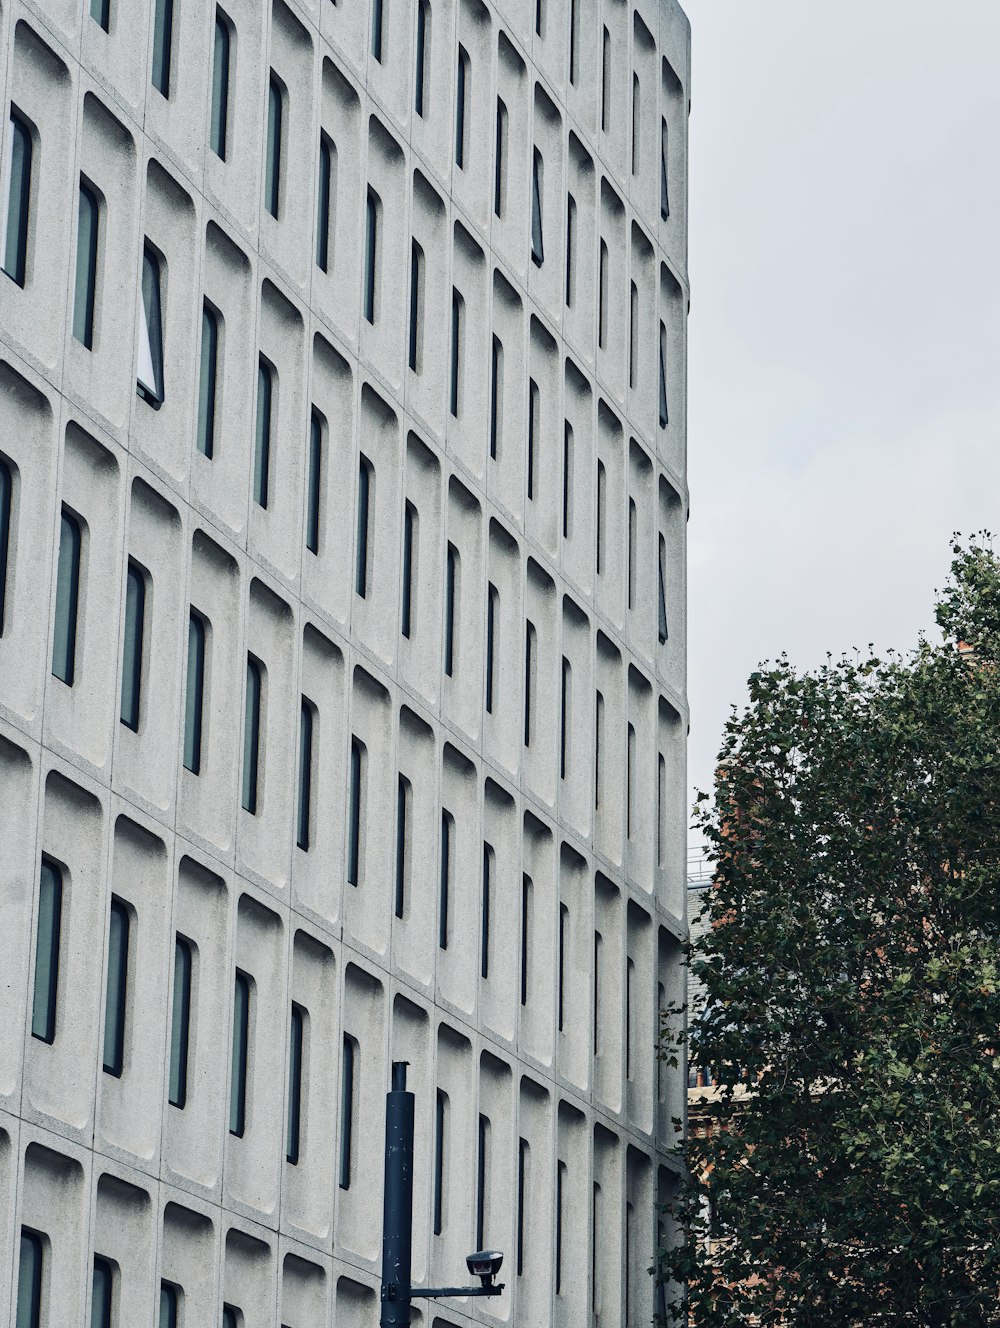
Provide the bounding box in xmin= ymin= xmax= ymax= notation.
xmin=380 ymin=1062 xmax=505 ymax=1327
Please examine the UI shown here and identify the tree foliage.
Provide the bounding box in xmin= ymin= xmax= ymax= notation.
xmin=657 ymin=537 xmax=1000 ymax=1327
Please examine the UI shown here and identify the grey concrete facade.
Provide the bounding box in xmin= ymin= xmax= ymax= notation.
xmin=0 ymin=0 xmax=689 ymax=1323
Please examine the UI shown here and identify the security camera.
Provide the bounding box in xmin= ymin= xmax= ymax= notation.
xmin=466 ymin=1251 xmax=504 ymax=1286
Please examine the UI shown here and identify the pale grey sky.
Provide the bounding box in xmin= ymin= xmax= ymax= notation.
xmin=682 ymin=0 xmax=1000 ymax=827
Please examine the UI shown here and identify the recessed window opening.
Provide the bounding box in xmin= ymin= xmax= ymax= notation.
xmin=535 ymin=0 xmax=545 ymax=37
xmin=434 ymin=1089 xmax=447 ymax=1234
xmin=364 ymin=190 xmax=379 ymax=323
xmin=593 ymin=931 xmax=601 ymax=1054
xmin=197 ymin=302 xmax=220 ymax=459
xmin=401 ymin=501 xmax=416 ymax=638
xmin=183 ymin=610 xmax=206 ymax=774
xmin=658 ymin=983 xmax=666 ymax=1101
xmin=168 ymin=936 xmax=192 ymax=1108
xmin=253 ymin=357 xmax=273 ymax=508
xmin=151 ymin=0 xmax=174 ymax=96
xmin=477 ymin=1114 xmax=490 ymax=1250
xmin=317 ymin=136 xmax=333 ymax=271
xmin=594 ymin=690 xmax=604 ymax=809
xmin=629 ymin=281 xmax=638 ymax=388
xmin=340 ymin=1033 xmax=357 ymax=1188
xmin=223 ymin=1305 xmax=239 ymax=1328
xmin=556 ymin=1160 xmax=566 ymax=1292
xmin=628 ymin=497 xmax=637 ymax=610
xmin=120 ymin=561 xmax=146 ymax=732
xmin=52 ymin=508 xmax=82 ymax=686
xmin=307 ymin=409 xmax=323 ymax=554
xmin=439 ymin=809 xmax=453 ymax=949
xmin=137 ymin=244 xmax=164 ymax=406
xmin=563 ymin=422 xmax=573 ymax=538
xmin=592 ymin=1182 xmax=601 ymax=1310
xmin=632 ymin=73 xmax=640 ymax=173
xmin=598 ymin=240 xmax=608 ymax=349
xmin=348 ymin=736 xmax=365 ymax=886
xmin=160 ymin=1282 xmax=179 ymax=1328
xmin=494 ymin=99 xmax=507 ymax=217
xmin=558 ymin=903 xmax=568 ymax=1031
xmin=74 ymin=181 xmax=100 ymax=349
xmin=489 ymin=335 xmax=503 ymax=459
xmin=287 ymin=1003 xmax=304 ymax=1163
xmin=626 ymin=956 xmax=634 ymax=1078
xmin=372 ymin=0 xmax=384 ymax=62
xmin=90 ymin=0 xmax=111 ymax=30
xmin=485 ymin=582 xmax=498 ymax=713
xmin=296 ymin=697 xmax=315 ymax=851
xmin=521 ymin=873 xmax=531 ymax=1006
xmin=92 ymin=1255 xmax=113 ymax=1328
xmin=395 ymin=773 xmax=411 ymax=918
xmin=415 ymin=0 xmax=429 ymax=116
xmin=444 ymin=542 xmax=459 ymax=677
xmin=3 ymin=111 xmax=32 ymax=287
xmin=450 ymin=287 xmax=463 ymax=417
xmin=356 ymin=455 xmax=373 ymax=598
xmin=265 ymin=75 xmax=282 ymax=217
xmin=408 ymin=239 xmax=424 ymax=372
xmin=242 ymin=654 xmax=263 ymax=815
xmin=517 ymin=1137 xmax=529 ymax=1275
xmin=601 ymin=27 xmax=611 ymax=131
xmin=569 ymin=0 xmax=578 ymax=84
xmin=455 ymin=46 xmax=469 ymax=169
xmin=659 ymin=320 xmax=669 ymax=428
xmin=596 ymin=460 xmax=606 ymax=575
xmin=102 ymin=898 xmax=129 ymax=1076
xmin=560 ymin=656 xmax=570 ymax=779
xmin=18 ymin=1230 xmax=43 ymax=1328
xmin=527 ymin=379 xmax=539 ymax=501
xmin=658 ymin=533 xmax=668 ymax=643
xmin=565 ymin=193 xmax=576 ymax=307
xmin=524 ymin=620 xmax=536 ymax=747
xmin=211 ymin=12 xmax=230 ymax=159
xmin=481 ymin=841 xmax=493 ymax=979
xmin=627 ymin=722 xmax=636 ymax=839
xmin=530 ymin=150 xmax=544 ymax=267
xmin=660 ymin=117 xmax=670 ymax=219
xmin=658 ymin=753 xmax=668 ymax=870
xmin=0 ymin=457 xmax=11 ymax=636
xmin=32 ymin=857 xmax=62 ymax=1043
xmin=229 ymin=969 xmax=250 ymax=1137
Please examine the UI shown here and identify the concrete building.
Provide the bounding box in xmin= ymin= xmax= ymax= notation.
xmin=0 ymin=0 xmax=689 ymax=1323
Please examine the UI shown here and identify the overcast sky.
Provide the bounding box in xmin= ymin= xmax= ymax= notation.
xmin=681 ymin=0 xmax=1000 ymax=832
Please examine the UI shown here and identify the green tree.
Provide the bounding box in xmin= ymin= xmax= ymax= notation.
xmin=656 ymin=537 xmax=1000 ymax=1327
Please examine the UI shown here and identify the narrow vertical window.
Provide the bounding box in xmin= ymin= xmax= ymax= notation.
xmin=530 ymin=150 xmax=544 ymax=266
xmin=517 ymin=1137 xmax=528 ymax=1275
xmin=364 ymin=190 xmax=378 ymax=322
xmin=527 ymin=379 xmax=539 ymax=501
xmin=439 ymin=810 xmax=452 ymax=949
xmin=408 ymin=239 xmax=423 ymax=372
xmin=632 ymin=73 xmax=640 ymax=173
xmin=229 ymin=970 xmax=250 ymax=1137
xmin=168 ymin=937 xmax=192 ymax=1108
xmin=524 ymin=621 xmax=536 ymax=747
xmin=556 ymin=1161 xmax=567 ymax=1292
xmin=0 ymin=458 xmax=11 ymax=636
xmin=489 ymin=335 xmax=502 ymax=459
xmin=223 ymin=1307 xmax=239 ymax=1328
xmin=594 ymin=690 xmax=604 ymax=809
xmin=90 ymin=0 xmax=111 ymax=30
xmin=628 ymin=498 xmax=637 ymax=610
xmin=254 ymin=357 xmax=273 ymax=509
xmin=657 ymin=985 xmax=665 ymax=1101
xmin=598 ymin=240 xmax=608 ymax=349
xmin=211 ymin=13 xmax=230 ymax=160
xmin=92 ymin=1256 xmax=113 ymax=1328
xmin=151 ymin=0 xmax=174 ymax=96
xmin=485 ymin=582 xmax=498 ymax=714
xmin=137 ymin=245 xmax=164 ymax=406
xmin=265 ymin=76 xmax=282 ymax=218
xmin=242 ymin=655 xmax=262 ymax=815
xmin=433 ymin=1089 xmax=446 ymax=1234
xmin=52 ymin=509 xmax=82 ymax=686
xmin=565 ymin=193 xmax=576 ymax=307
xmin=563 ymin=423 xmax=573 ymax=539
xmin=296 ymin=698 xmax=314 ymax=852
xmin=395 ymin=774 xmax=410 ymax=919
xmin=32 ymin=858 xmax=62 ymax=1043
xmin=119 ymin=561 xmax=145 ymax=732
xmin=401 ymin=502 xmax=416 ymax=637
xmin=629 ymin=282 xmax=638 ymax=389
xmin=481 ymin=842 xmax=492 ymax=980
xmin=601 ymin=27 xmax=611 ymax=131
xmin=102 ymin=898 xmax=129 ymax=1077
xmin=596 ymin=460 xmax=607 ymax=575
xmin=306 ymin=410 xmax=323 ymax=554
xmin=415 ymin=0 xmax=429 ymax=116
xmin=626 ymin=956 xmax=634 ymax=1079
xmin=569 ymin=0 xmax=578 ymax=84
xmin=339 ymin=1033 xmax=355 ymax=1188
xmin=476 ymin=1114 xmax=490 ymax=1249
xmin=535 ymin=0 xmax=544 ymax=37
xmin=560 ymin=657 xmax=570 ymax=780
xmin=287 ymin=1003 xmax=304 ymax=1164
xmin=494 ymin=98 xmax=507 ymax=218
xmin=183 ymin=611 xmax=206 ymax=775
xmin=73 ymin=182 xmax=99 ymax=349
xmin=592 ymin=1183 xmax=600 ymax=1309
xmin=316 ymin=136 xmax=333 ymax=271
xmin=444 ymin=542 xmax=458 ymax=677
xmin=658 ymin=534 xmax=668 ymax=643
xmin=520 ymin=874 xmax=531 ymax=1006
xmin=197 ymin=303 xmax=219 ymax=459
xmin=558 ymin=903 xmax=568 ymax=1031
xmin=3 ymin=112 xmax=32 ymax=287
xmin=658 ymin=754 xmax=667 ymax=868
xmin=659 ymin=320 xmax=669 ymax=428
xmin=627 ymin=722 xmax=636 ymax=839
xmin=455 ymin=46 xmax=469 ymax=169
xmin=348 ymin=736 xmax=364 ymax=886
xmin=660 ymin=117 xmax=670 ymax=220
xmin=160 ymin=1283 xmax=179 ymax=1328
xmin=449 ymin=288 xmax=462 ymax=417
xmin=17 ymin=1231 xmax=43 ymax=1328
xmin=372 ymin=0 xmax=384 ymax=61
xmin=593 ymin=931 xmax=601 ymax=1054
xmin=355 ymin=455 xmax=372 ymax=598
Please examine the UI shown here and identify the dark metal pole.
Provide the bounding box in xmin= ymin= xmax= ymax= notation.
xmin=380 ymin=1061 xmax=414 ymax=1327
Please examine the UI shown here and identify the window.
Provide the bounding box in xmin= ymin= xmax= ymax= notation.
xmin=355 ymin=455 xmax=372 ymax=598
xmin=92 ymin=1256 xmax=113 ymax=1328
xmin=223 ymin=1307 xmax=239 ymax=1328
xmin=0 ymin=457 xmax=11 ymax=635
xmin=596 ymin=460 xmax=606 ymax=575
xmin=408 ymin=239 xmax=423 ymax=372
xmin=627 ymin=722 xmax=636 ymax=838
xmin=494 ymin=99 xmax=507 ymax=217
xmin=17 ymin=1230 xmax=43 ymax=1328
xmin=593 ymin=931 xmax=601 ymax=1054
xmin=591 ymin=1182 xmax=600 ymax=1309
xmin=569 ymin=0 xmax=578 ymax=84
xmin=485 ymin=582 xmax=498 ymax=713
xmin=444 ymin=542 xmax=458 ymax=677
xmin=32 ymin=858 xmax=62 ymax=1043
xmin=563 ymin=422 xmax=573 ymax=538
xmin=517 ymin=1137 xmax=528 ymax=1275
xmin=137 ymin=244 xmax=164 ymax=406
xmin=520 ymin=874 xmax=531 ymax=1006
xmin=558 ymin=903 xmax=568 ymax=1030
xmin=527 ymin=379 xmax=539 ymax=500
xmin=3 ymin=111 xmax=32 ymax=287
xmin=530 ymin=150 xmax=544 ymax=266
xmin=594 ymin=690 xmax=604 ymax=809
xmin=306 ymin=410 xmax=323 ymax=554
xmin=211 ymin=12 xmax=230 ymax=159
xmin=626 ymin=956 xmax=634 ymax=1079
xmin=598 ymin=239 xmax=608 ymax=349
xmin=229 ymin=970 xmax=250 ymax=1137
xmin=601 ymin=27 xmax=611 ymax=131
xmin=455 ymin=46 xmax=469 ymax=169
xmin=265 ymin=76 xmax=282 ymax=218
xmin=242 ymin=655 xmax=263 ymax=815
xmin=415 ymin=0 xmax=429 ymax=116
xmin=339 ymin=1033 xmax=356 ymax=1189
xmin=102 ymin=898 xmax=129 ymax=1077
xmin=160 ymin=1283 xmax=179 ymax=1328
xmin=560 ymin=656 xmax=570 ymax=779
xmin=556 ymin=1161 xmax=566 ymax=1292
xmin=151 ymin=0 xmax=174 ymax=96
xmin=524 ymin=621 xmax=535 ymax=747
xmin=658 ymin=534 xmax=668 ymax=643
xmin=287 ymin=1003 xmax=304 ymax=1164
xmin=433 ymin=1088 xmax=447 ymax=1234
xmin=481 ymin=842 xmax=493 ymax=980
xmin=476 ymin=1114 xmax=490 ymax=1249
xmin=73 ymin=182 xmax=99 ymax=349
xmin=629 ymin=281 xmax=638 ymax=388
xmin=660 ymin=117 xmax=670 ymax=219
xmin=632 ymin=73 xmax=640 ymax=173
xmin=535 ymin=0 xmax=544 ymax=37
xmin=316 ymin=136 xmax=333 ymax=271
xmin=489 ymin=335 xmax=502 ymax=459
xmin=119 ymin=561 xmax=145 ymax=731
xmin=91 ymin=0 xmax=111 ymax=30
xmin=183 ymin=611 xmax=206 ymax=774
xmin=401 ymin=502 xmax=415 ymax=638
xmin=52 ymin=508 xmax=82 ymax=686
xmin=253 ymin=356 xmax=273 ymax=509
xmin=439 ymin=809 xmax=452 ymax=949
xmin=659 ymin=320 xmax=669 ymax=428
xmin=449 ymin=288 xmax=462 ymax=417
xmin=348 ymin=736 xmax=364 ymax=885
xmin=197 ymin=302 xmax=219 ymax=458
xmin=168 ymin=937 xmax=192 ymax=1108
xmin=364 ymin=190 xmax=378 ymax=323
xmin=296 ymin=698 xmax=314 ymax=852
xmin=628 ymin=497 xmax=637 ymax=610
xmin=372 ymin=0 xmax=384 ymax=62
xmin=395 ymin=773 xmax=410 ymax=919
xmin=565 ymin=193 xmax=576 ymax=307
xmin=658 ymin=753 xmax=666 ymax=865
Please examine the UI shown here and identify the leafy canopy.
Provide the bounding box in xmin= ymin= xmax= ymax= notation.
xmin=657 ymin=537 xmax=1000 ymax=1328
